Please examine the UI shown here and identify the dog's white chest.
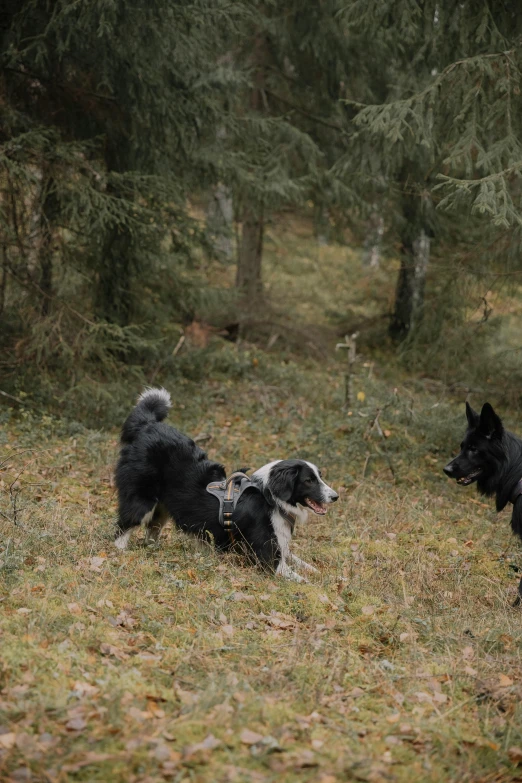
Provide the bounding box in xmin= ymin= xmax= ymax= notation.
xmin=271 ymin=510 xmax=292 ymax=558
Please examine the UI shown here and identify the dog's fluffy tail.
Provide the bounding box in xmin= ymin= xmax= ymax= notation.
xmin=121 ymin=387 xmax=171 ymax=443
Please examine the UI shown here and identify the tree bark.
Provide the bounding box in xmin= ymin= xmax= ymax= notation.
xmin=362 ymin=206 xmax=384 ymax=268
xmin=0 ymin=243 xmax=7 ymax=318
xmin=97 ymin=221 xmax=133 ymax=324
xmin=235 ymin=31 xmax=265 ymax=301
xmin=96 ymin=140 xmax=135 ymax=324
xmin=390 ymin=180 xmax=432 ymax=341
xmin=39 ymin=176 xmax=59 ymax=316
xmin=236 ymin=207 xmax=264 ymax=299
xmin=390 ymin=228 xmax=430 ymax=340
xmin=206 ymin=182 xmax=233 ymax=260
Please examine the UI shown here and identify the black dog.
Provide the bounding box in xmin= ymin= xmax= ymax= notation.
xmin=444 ymin=401 xmax=522 ymax=604
xmin=114 ymin=388 xmax=339 ymax=582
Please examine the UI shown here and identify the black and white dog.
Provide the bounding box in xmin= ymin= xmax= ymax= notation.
xmin=114 ymin=388 xmax=339 ymax=581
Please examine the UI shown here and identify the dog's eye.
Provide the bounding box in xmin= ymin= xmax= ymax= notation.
xmin=304 ymin=477 xmax=313 ymax=484
xmin=468 ymin=447 xmax=477 ymax=455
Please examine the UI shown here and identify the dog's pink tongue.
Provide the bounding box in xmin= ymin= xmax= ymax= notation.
xmin=306 ymin=499 xmax=327 ymax=514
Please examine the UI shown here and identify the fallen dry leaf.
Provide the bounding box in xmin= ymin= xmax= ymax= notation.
xmin=508 ymin=746 xmax=522 ymax=765
xmin=176 ymin=687 xmax=199 ymax=706
xmin=62 ymin=752 xmax=113 ymax=772
xmin=89 ymin=556 xmax=106 ymax=572
xmin=100 ymin=643 xmax=129 ymax=661
xmin=127 ymin=706 xmax=151 ymax=722
xmin=231 ymin=591 xmax=255 ymax=602
xmin=184 ymin=733 xmax=221 ymax=758
xmin=0 ymin=732 xmax=16 ymax=749
xmin=258 ymin=611 xmax=297 ymax=630
xmin=72 ymin=681 xmax=99 ymax=697
xmin=240 ymin=729 xmax=264 ymax=745
xmin=112 ymin=610 xmax=138 ymax=628
xmin=414 ymin=691 xmax=434 ymax=703
xmin=498 ymin=674 xmax=513 ymax=687
xmin=291 ymin=749 xmax=317 ymax=768
xmin=65 ymin=717 xmax=87 ymax=731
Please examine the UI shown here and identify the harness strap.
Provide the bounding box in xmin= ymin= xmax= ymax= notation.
xmin=207 ymin=473 xmax=299 ymax=542
xmin=511 ymin=478 xmax=522 ymax=505
xmin=206 ymin=471 xmax=253 ymax=542
xmin=276 ymin=505 xmax=297 ymax=532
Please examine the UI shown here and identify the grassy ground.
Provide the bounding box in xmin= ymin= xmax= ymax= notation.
xmin=1 ymin=220 xmax=522 ymax=783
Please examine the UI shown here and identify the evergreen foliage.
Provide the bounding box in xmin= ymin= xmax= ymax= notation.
xmin=335 ymin=0 xmax=522 ymax=348
xmin=1 ymin=0 xmax=521 ymax=408
xmin=1 ymin=0 xmax=243 ymax=371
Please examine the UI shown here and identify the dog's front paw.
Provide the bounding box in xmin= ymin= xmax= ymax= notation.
xmin=286 ymin=569 xmax=307 ymax=584
xmin=276 ymin=560 xmax=308 ymax=583
xmin=288 ymin=553 xmax=319 ymax=574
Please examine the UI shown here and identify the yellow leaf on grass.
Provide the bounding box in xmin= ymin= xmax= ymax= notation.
xmin=357 ymin=391 xmax=366 ymax=402
xmin=498 ymin=674 xmax=513 ymax=687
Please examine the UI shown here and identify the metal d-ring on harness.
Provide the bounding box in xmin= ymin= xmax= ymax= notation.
xmin=206 ymin=471 xmax=253 ymax=543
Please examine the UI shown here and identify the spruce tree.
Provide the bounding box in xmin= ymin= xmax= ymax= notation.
xmin=339 ymin=0 xmax=522 ymax=341
xmin=1 ymin=0 xmax=244 ymax=343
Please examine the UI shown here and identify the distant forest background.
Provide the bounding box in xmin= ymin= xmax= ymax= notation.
xmin=1 ymin=1 xmax=522 ymax=424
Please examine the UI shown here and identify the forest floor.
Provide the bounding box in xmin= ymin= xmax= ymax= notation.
xmin=1 ymin=219 xmax=522 ymax=782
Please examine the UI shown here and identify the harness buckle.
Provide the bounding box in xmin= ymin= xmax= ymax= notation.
xmin=223 ymin=498 xmax=235 ymax=527
xmin=206 ymin=471 xmax=254 ymax=539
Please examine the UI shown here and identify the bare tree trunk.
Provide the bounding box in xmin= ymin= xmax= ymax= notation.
xmin=315 ymin=205 xmax=330 ymax=246
xmin=96 ymin=140 xmax=135 ymax=324
xmin=362 ymin=207 xmax=384 ymax=268
xmin=390 ymin=178 xmax=432 ymax=341
xmin=39 ymin=177 xmax=58 ymax=316
xmin=207 ymin=182 xmax=233 ymax=260
xmin=236 ymin=31 xmax=265 ymax=301
xmin=0 ymin=243 xmax=7 ymax=318
xmin=390 ymin=228 xmax=430 ymax=340
xmin=236 ymin=207 xmax=264 ymax=298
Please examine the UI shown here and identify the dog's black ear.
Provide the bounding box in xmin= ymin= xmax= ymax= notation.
xmin=465 ymin=401 xmax=480 ymax=428
xmin=268 ymin=462 xmax=300 ymax=504
xmin=479 ymin=402 xmax=503 ymax=439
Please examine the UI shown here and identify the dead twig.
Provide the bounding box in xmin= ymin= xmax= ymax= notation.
xmin=0 ymin=389 xmax=28 ymax=406
xmin=336 ymin=332 xmax=359 ymax=408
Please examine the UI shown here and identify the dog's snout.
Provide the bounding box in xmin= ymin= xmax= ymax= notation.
xmin=443 ymin=463 xmax=454 ymax=476
xmin=330 ymin=491 xmax=339 ymax=502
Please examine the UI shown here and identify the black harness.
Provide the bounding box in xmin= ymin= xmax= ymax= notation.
xmin=206 ymin=471 xmax=298 ymax=543
xmin=206 ymin=471 xmax=253 ymax=542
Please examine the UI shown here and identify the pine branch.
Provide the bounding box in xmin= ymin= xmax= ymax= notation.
xmin=264 ymin=89 xmax=349 ymax=136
